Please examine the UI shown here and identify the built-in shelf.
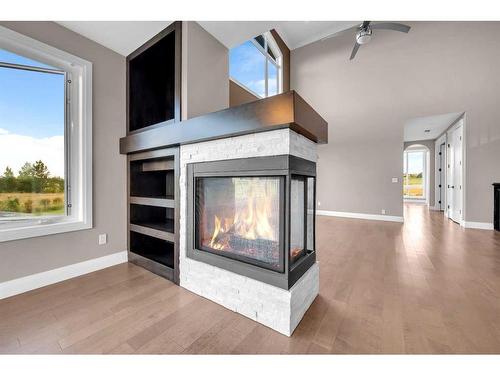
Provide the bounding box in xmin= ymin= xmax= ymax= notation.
xmin=130 ymin=158 xmax=175 ymax=200
xmin=125 ymin=22 xmax=181 ymax=284
xmin=127 ymin=147 xmax=179 ymax=283
xmin=130 ymin=231 xmax=175 ymax=269
xmin=131 ymin=202 xmax=173 ymax=227
xmin=130 ymin=196 xmax=174 ymax=208
xmin=130 ymin=223 xmax=174 ymax=242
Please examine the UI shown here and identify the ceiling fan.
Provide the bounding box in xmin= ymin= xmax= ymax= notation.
xmin=322 ymin=21 xmax=411 ymax=60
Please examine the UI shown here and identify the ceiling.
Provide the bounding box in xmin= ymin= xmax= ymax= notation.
xmin=197 ymin=21 xmax=360 ymax=49
xmin=404 ymin=112 xmax=462 ymax=142
xmin=57 ymin=21 xmax=173 ymax=56
xmin=56 ymin=21 xmax=360 ymax=56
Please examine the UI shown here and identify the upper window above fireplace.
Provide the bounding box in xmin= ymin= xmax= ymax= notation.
xmin=229 ymin=31 xmax=282 ymax=98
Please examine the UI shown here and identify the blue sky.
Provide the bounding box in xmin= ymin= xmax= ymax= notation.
xmin=229 ymin=39 xmax=279 ymax=98
xmin=0 ymin=49 xmax=65 ymax=177
xmin=0 ymin=49 xmax=64 ymax=138
xmin=229 ymin=41 xmax=266 ymax=97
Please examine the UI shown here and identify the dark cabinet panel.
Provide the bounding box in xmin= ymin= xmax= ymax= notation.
xmin=127 ymin=22 xmax=181 ymax=134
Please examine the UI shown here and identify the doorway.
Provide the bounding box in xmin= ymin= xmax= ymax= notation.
xmin=403 ymin=146 xmax=429 ymax=203
xmin=447 ymin=120 xmax=464 ymax=224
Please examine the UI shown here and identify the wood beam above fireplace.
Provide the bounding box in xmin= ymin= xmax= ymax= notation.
xmin=119 ymin=91 xmax=328 ymax=155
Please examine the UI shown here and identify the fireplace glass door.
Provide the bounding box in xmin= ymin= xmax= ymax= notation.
xmin=290 ymin=176 xmax=315 ymax=267
xmin=195 ymin=176 xmax=283 ymax=271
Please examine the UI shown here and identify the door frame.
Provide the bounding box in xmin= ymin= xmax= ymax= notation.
xmin=446 ymin=115 xmax=466 ymax=225
xmin=435 ymin=136 xmax=447 ymax=211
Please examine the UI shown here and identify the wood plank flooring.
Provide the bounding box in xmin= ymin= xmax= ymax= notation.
xmin=1 ymin=203 xmax=500 ymax=354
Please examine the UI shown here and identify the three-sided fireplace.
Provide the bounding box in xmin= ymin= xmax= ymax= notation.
xmin=187 ymin=155 xmax=316 ymax=289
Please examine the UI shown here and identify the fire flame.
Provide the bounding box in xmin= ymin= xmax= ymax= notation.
xmin=208 ymin=185 xmax=276 ymax=250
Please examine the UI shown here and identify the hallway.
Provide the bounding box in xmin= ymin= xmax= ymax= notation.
xmin=1 ymin=204 xmax=500 ymax=354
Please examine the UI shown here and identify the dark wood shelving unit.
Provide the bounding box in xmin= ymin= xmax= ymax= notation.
xmin=124 ymin=22 xmax=182 ymax=284
xmin=128 ymin=148 xmax=179 ymax=282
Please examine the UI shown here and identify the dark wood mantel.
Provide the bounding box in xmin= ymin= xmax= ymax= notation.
xmin=120 ymin=91 xmax=328 ymax=154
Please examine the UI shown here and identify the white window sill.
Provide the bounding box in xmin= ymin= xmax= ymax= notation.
xmin=0 ymin=219 xmax=92 ymax=243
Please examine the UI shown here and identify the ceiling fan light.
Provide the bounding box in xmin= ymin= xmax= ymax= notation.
xmin=356 ymin=29 xmax=372 ymax=45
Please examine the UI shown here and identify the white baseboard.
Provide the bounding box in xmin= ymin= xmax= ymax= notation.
xmin=0 ymin=251 xmax=128 ymax=300
xmin=463 ymin=221 xmax=494 ymax=230
xmin=317 ymin=210 xmax=404 ymax=223
xmin=429 ymin=205 xmax=441 ymax=211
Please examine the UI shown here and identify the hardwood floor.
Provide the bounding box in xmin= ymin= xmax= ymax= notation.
xmin=1 ymin=203 xmax=500 ymax=354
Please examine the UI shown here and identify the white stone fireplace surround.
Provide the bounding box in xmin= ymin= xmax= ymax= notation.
xmin=179 ymin=129 xmax=319 ymax=336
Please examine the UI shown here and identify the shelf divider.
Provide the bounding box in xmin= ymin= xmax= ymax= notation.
xmin=130 ymin=223 xmax=175 ymax=242
xmin=130 ymin=196 xmax=174 ymax=208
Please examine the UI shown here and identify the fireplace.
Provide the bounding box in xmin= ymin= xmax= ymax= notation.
xmin=187 ymin=155 xmax=316 ymax=289
xmin=121 ymin=90 xmax=326 ymax=335
xmin=196 ymin=176 xmax=283 ymax=271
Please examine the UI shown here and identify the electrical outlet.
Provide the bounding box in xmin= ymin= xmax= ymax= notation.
xmin=98 ymin=233 xmax=107 ymax=245
xmin=392 ymin=177 xmax=398 ymax=183
xmin=381 ymin=209 xmax=386 ymax=215
xmin=317 ymin=201 xmax=321 ymax=206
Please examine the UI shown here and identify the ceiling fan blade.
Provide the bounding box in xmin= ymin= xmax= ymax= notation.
xmin=349 ymin=43 xmax=360 ymax=60
xmin=361 ymin=21 xmax=371 ymax=29
xmin=370 ymin=22 xmax=411 ymax=33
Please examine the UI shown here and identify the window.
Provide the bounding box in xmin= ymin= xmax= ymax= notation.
xmin=0 ymin=26 xmax=92 ymax=242
xmin=229 ymin=32 xmax=282 ymax=98
xmin=403 ymin=149 xmax=427 ymax=200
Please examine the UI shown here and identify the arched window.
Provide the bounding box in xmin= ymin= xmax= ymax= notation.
xmin=229 ymin=31 xmax=282 ymax=98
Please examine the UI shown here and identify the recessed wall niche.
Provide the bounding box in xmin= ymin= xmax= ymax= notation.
xmin=128 ymin=23 xmax=180 ymax=132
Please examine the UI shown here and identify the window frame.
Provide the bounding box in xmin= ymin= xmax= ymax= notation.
xmin=230 ymin=31 xmax=283 ymax=98
xmin=0 ymin=26 xmax=92 ymax=242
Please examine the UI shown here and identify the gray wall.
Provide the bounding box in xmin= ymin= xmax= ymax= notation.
xmin=0 ymin=22 xmax=126 ymax=282
xmin=404 ymin=140 xmax=435 ymax=207
xmin=230 ymin=79 xmax=259 ymax=107
xmin=291 ymin=21 xmax=500 ymax=223
xmin=182 ymin=21 xmax=229 ymax=120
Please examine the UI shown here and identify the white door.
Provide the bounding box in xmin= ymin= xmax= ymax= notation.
xmin=447 ymin=124 xmax=463 ymax=223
